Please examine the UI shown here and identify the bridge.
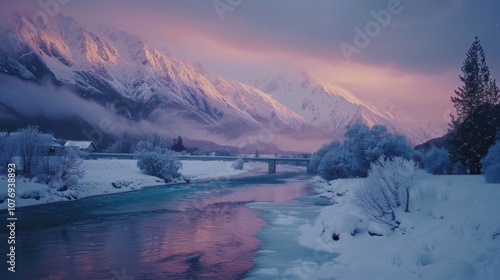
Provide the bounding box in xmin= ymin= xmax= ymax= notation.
xmin=89 ymin=153 xmax=311 ymax=173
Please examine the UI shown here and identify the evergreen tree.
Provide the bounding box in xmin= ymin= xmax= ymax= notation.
xmin=450 ymin=37 xmax=498 ymax=130
xmin=448 ymin=37 xmax=500 ymax=174
xmin=485 ymin=78 xmax=500 ymax=105
xmin=171 ymin=135 xmax=186 ymax=152
xmin=449 ymin=104 xmax=500 ymax=174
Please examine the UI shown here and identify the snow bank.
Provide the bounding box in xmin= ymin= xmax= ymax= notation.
xmin=296 ymin=174 xmax=500 ymax=279
xmin=0 ymin=159 xmax=250 ymax=209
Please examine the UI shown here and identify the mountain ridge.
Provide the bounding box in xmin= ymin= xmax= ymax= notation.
xmin=249 ymin=72 xmax=430 ymax=144
xmin=0 ymin=13 xmax=429 ymax=151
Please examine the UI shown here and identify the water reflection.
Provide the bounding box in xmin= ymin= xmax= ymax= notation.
xmin=0 ymin=172 xmax=310 ymax=279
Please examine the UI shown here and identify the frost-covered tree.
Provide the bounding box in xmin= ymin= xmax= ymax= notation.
xmin=134 ymin=146 xmax=181 ymax=182
xmin=107 ymin=132 xmax=134 ymax=153
xmin=481 ymin=141 xmax=500 ymax=183
xmin=135 ymin=133 xmax=166 ymax=152
xmin=0 ymin=133 xmax=16 ymax=173
xmin=309 ymin=141 xmax=341 ymax=174
xmin=37 ymin=148 xmax=85 ymax=190
xmin=316 ymin=124 xmax=413 ymax=180
xmin=354 ymin=157 xmax=419 ymax=228
xmin=12 ymin=126 xmax=52 ymax=179
xmin=422 ymin=147 xmax=453 ymax=175
xmin=344 ymin=124 xmax=385 ymax=176
xmin=317 ymin=143 xmax=352 ymax=180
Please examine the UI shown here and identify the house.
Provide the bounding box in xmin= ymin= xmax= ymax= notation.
xmin=64 ymin=140 xmax=98 ymax=153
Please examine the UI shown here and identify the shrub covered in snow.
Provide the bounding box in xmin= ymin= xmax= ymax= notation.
xmin=481 ymin=141 xmax=500 ymax=183
xmin=0 ymin=126 xmax=85 ymax=190
xmin=354 ymin=157 xmax=419 ymax=228
xmin=134 ymin=146 xmax=182 ymax=182
xmin=231 ymin=157 xmax=244 ymax=170
xmin=422 ymin=147 xmax=453 ymax=175
xmin=315 ymin=124 xmax=413 ymax=180
xmin=36 ymin=148 xmax=85 ymax=190
xmin=12 ymin=126 xmax=52 ymax=179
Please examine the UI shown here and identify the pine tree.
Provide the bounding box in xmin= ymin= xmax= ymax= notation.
xmin=450 ymin=37 xmax=497 ymax=130
xmin=448 ymin=37 xmax=500 ymax=174
xmin=485 ymin=78 xmax=500 ymax=105
xmin=449 ymin=104 xmax=500 ymax=174
xmin=171 ymin=135 xmax=185 ymax=152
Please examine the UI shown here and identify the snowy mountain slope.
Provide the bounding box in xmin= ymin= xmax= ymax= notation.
xmin=250 ymin=72 xmax=429 ymax=144
xmin=0 ymin=12 xmax=429 ymax=149
xmin=0 ymin=13 xmax=309 ymax=139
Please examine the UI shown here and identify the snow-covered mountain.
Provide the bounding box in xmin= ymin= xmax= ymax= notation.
xmin=0 ymin=14 xmax=308 ymax=141
xmin=0 ymin=13 xmax=428 ymax=150
xmin=250 ymin=72 xmax=429 ymax=144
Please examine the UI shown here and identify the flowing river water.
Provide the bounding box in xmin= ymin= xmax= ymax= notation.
xmin=1 ymin=169 xmax=329 ymax=280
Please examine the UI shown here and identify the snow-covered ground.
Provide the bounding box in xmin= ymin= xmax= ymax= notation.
xmin=0 ymin=159 xmax=250 ymax=209
xmin=294 ymin=174 xmax=500 ymax=279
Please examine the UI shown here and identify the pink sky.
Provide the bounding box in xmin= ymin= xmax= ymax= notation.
xmin=5 ymin=0 xmax=500 ymax=134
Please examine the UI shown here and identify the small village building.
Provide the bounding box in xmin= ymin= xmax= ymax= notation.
xmin=64 ymin=140 xmax=98 ymax=153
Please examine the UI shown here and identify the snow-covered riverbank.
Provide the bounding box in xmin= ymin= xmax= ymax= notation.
xmin=0 ymin=159 xmax=251 ymax=209
xmin=294 ymin=174 xmax=500 ymax=279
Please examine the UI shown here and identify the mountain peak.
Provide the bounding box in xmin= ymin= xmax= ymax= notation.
xmin=0 ymin=13 xmax=313 ymax=150
xmin=0 ymin=12 xmax=428 ymax=150
xmin=298 ymin=71 xmax=315 ymax=88
xmin=249 ymin=71 xmax=428 ymax=144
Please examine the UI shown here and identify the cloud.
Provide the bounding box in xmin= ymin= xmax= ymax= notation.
xmin=0 ymin=76 xmax=273 ymax=150
xmin=0 ymin=75 xmax=167 ymax=137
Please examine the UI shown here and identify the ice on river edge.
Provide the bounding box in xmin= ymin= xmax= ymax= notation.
xmin=247 ymin=174 xmax=500 ymax=280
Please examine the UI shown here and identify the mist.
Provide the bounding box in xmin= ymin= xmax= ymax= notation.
xmin=0 ymin=75 xmax=296 ymax=151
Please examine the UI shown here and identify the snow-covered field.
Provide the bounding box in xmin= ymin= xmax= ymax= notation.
xmin=0 ymin=159 xmax=250 ymax=209
xmin=297 ymin=174 xmax=500 ymax=279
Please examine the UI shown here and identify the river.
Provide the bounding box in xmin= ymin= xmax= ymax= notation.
xmin=1 ymin=171 xmax=319 ymax=280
